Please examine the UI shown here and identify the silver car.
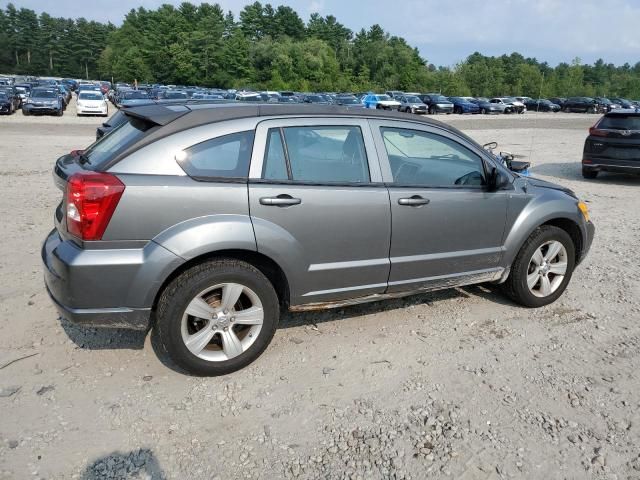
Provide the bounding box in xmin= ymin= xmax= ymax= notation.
xmin=398 ymin=95 xmax=428 ymax=114
xmin=43 ymin=104 xmax=595 ymax=375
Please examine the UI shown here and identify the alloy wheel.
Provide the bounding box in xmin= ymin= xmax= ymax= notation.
xmin=526 ymin=241 xmax=568 ymax=298
xmin=181 ymin=283 xmax=264 ymax=361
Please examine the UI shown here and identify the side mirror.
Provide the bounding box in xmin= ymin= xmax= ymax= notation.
xmin=487 ymin=167 xmax=509 ymax=192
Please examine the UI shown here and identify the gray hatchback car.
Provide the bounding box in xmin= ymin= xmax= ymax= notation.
xmin=43 ymin=104 xmax=595 ymax=375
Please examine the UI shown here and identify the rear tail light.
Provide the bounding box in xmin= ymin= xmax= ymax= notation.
xmin=589 ymin=125 xmax=608 ymax=137
xmin=66 ymin=171 xmax=125 ymax=241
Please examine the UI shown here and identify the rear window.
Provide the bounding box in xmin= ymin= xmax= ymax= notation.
xmin=83 ymin=116 xmax=154 ymax=170
xmin=599 ymin=115 xmax=640 ymax=130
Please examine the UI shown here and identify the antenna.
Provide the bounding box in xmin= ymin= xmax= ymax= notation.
xmin=528 ymin=71 xmax=545 ymax=165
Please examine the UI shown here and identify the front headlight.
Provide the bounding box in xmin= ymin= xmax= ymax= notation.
xmin=578 ymin=201 xmax=590 ymax=222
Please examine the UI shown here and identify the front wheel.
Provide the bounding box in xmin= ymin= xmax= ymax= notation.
xmin=156 ymin=259 xmax=280 ymax=376
xmin=502 ymin=226 xmax=575 ymax=308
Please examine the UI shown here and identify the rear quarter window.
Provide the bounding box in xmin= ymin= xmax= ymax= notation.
xmin=177 ymin=130 xmax=255 ymax=180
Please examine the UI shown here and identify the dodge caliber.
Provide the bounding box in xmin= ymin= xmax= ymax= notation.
xmin=43 ymin=104 xmax=595 ymax=375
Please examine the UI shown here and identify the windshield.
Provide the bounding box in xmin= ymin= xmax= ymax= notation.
xmin=79 ymin=92 xmax=104 ymax=101
xmin=15 ymin=87 xmax=28 ymax=93
xmin=376 ymin=95 xmax=391 ymax=101
xmin=83 ymin=117 xmax=154 ymax=169
xmin=32 ymin=90 xmax=57 ymax=98
xmin=124 ymin=91 xmax=148 ymax=99
xmin=432 ymin=95 xmax=448 ymax=102
xmin=336 ymin=96 xmax=359 ymax=104
xmin=405 ymin=96 xmax=422 ymax=103
xmin=0 ymin=92 xmax=7 ymax=99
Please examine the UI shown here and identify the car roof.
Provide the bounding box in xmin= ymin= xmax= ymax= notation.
xmin=604 ymin=108 xmax=640 ymax=116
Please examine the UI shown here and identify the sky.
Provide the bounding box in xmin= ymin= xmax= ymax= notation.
xmin=5 ymin=0 xmax=640 ymax=67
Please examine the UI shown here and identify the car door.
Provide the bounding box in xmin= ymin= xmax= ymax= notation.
xmin=368 ymin=119 xmax=510 ymax=293
xmin=248 ymin=118 xmax=391 ymax=306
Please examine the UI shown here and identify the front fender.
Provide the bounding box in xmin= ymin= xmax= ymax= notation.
xmin=502 ymin=187 xmax=585 ymax=268
xmin=153 ymin=214 xmax=257 ymax=261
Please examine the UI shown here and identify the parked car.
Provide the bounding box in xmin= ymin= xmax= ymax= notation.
xmin=470 ymin=97 xmax=509 ymax=114
xmin=362 ymin=94 xmax=401 ymax=110
xmin=62 ymin=79 xmax=78 ymax=92
xmin=398 ymin=94 xmax=427 ymax=114
xmin=500 ymin=97 xmax=527 ymax=113
xmin=448 ymin=97 xmax=480 ymax=114
xmin=524 ymin=99 xmax=561 ymax=112
xmin=57 ymin=85 xmax=72 ymax=107
xmin=610 ymin=98 xmax=633 ymax=109
xmin=582 ymin=109 xmax=640 ymax=178
xmin=547 ymin=97 xmax=565 ymax=109
xmin=42 ymin=104 xmax=594 ymax=375
xmin=334 ymin=95 xmax=364 ymax=107
xmin=118 ymin=90 xmax=150 ymax=107
xmin=418 ymin=94 xmax=454 ymax=114
xmin=0 ymin=86 xmax=22 ymax=111
xmin=160 ymin=90 xmax=189 ymax=100
xmin=385 ymin=90 xmax=405 ymax=100
xmin=22 ymin=88 xmax=64 ymax=116
xmin=14 ymin=83 xmax=32 ymax=103
xmin=563 ymin=97 xmax=600 ymax=113
xmin=76 ymin=91 xmax=109 ymax=116
xmin=0 ymin=91 xmax=16 ymax=114
xmin=595 ymin=97 xmax=620 ymax=112
xmin=302 ymin=94 xmax=331 ymax=105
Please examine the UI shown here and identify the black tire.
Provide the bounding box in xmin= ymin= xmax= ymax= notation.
xmin=502 ymin=225 xmax=576 ymax=308
xmin=22 ymin=109 xmax=29 ymax=116
xmin=428 ymin=106 xmax=435 ymax=114
xmin=582 ymin=167 xmax=598 ymax=179
xmin=480 ymin=108 xmax=487 ymax=114
xmin=156 ymin=258 xmax=280 ymax=376
xmin=57 ymin=109 xmax=63 ymax=117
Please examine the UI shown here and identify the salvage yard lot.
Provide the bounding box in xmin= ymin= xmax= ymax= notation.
xmin=1 ymin=106 xmax=639 ymax=479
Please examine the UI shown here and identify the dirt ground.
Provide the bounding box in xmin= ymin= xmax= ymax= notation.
xmin=1 ymin=102 xmax=639 ymax=480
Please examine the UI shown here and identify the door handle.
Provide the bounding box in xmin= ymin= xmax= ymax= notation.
xmin=398 ymin=196 xmax=430 ymax=206
xmin=259 ymin=195 xmax=302 ymax=206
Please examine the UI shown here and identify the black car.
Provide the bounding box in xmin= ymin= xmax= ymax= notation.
xmin=0 ymin=91 xmax=16 ymax=114
xmin=563 ymin=97 xmax=601 ymax=113
xmin=0 ymin=86 xmax=22 ymax=111
xmin=549 ymin=97 xmax=567 ymax=109
xmin=22 ymin=88 xmax=64 ymax=116
xmin=582 ymin=109 xmax=640 ymax=178
xmin=334 ymin=94 xmax=364 ymax=107
xmin=302 ymin=94 xmax=331 ymax=105
xmin=418 ymin=94 xmax=454 ymax=114
xmin=610 ymin=98 xmax=633 ymax=109
xmin=524 ymin=98 xmax=561 ymax=112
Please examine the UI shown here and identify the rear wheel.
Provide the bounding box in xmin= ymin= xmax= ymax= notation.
xmin=503 ymin=226 xmax=575 ymax=308
xmin=582 ymin=167 xmax=598 ymax=179
xmin=156 ymin=259 xmax=280 ymax=376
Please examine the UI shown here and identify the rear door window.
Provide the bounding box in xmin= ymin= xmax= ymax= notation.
xmin=262 ymin=126 xmax=370 ymax=183
xmin=599 ymin=115 xmax=640 ymax=130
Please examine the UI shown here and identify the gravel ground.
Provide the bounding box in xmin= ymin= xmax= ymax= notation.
xmin=1 ymin=103 xmax=639 ymax=480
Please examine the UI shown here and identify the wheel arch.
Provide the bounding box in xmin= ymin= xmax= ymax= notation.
xmin=151 ymin=249 xmax=291 ymax=315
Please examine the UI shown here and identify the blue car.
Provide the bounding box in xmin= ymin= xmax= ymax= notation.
xmin=448 ymin=97 xmax=480 ymax=114
xmin=361 ymin=94 xmax=401 ymax=110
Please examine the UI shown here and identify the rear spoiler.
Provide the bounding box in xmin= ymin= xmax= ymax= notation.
xmin=123 ymin=104 xmax=191 ymax=126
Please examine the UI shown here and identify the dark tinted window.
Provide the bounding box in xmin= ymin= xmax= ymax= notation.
xmin=282 ymin=126 xmax=369 ymax=183
xmin=381 ymin=127 xmax=485 ymax=187
xmin=262 ymin=129 xmax=289 ymax=180
xmin=179 ymin=131 xmax=255 ymax=179
xmin=599 ymin=115 xmax=640 ymax=130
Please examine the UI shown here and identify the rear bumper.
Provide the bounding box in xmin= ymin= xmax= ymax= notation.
xmin=583 ymin=157 xmax=640 ymax=173
xmin=42 ymin=229 xmax=184 ymax=330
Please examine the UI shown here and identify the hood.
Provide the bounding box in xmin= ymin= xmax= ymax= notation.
xmin=526 ymin=176 xmax=577 ymax=198
xmin=379 ymin=100 xmax=401 ymax=105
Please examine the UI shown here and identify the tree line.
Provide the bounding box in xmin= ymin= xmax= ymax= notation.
xmin=1 ymin=1 xmax=639 ymax=98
